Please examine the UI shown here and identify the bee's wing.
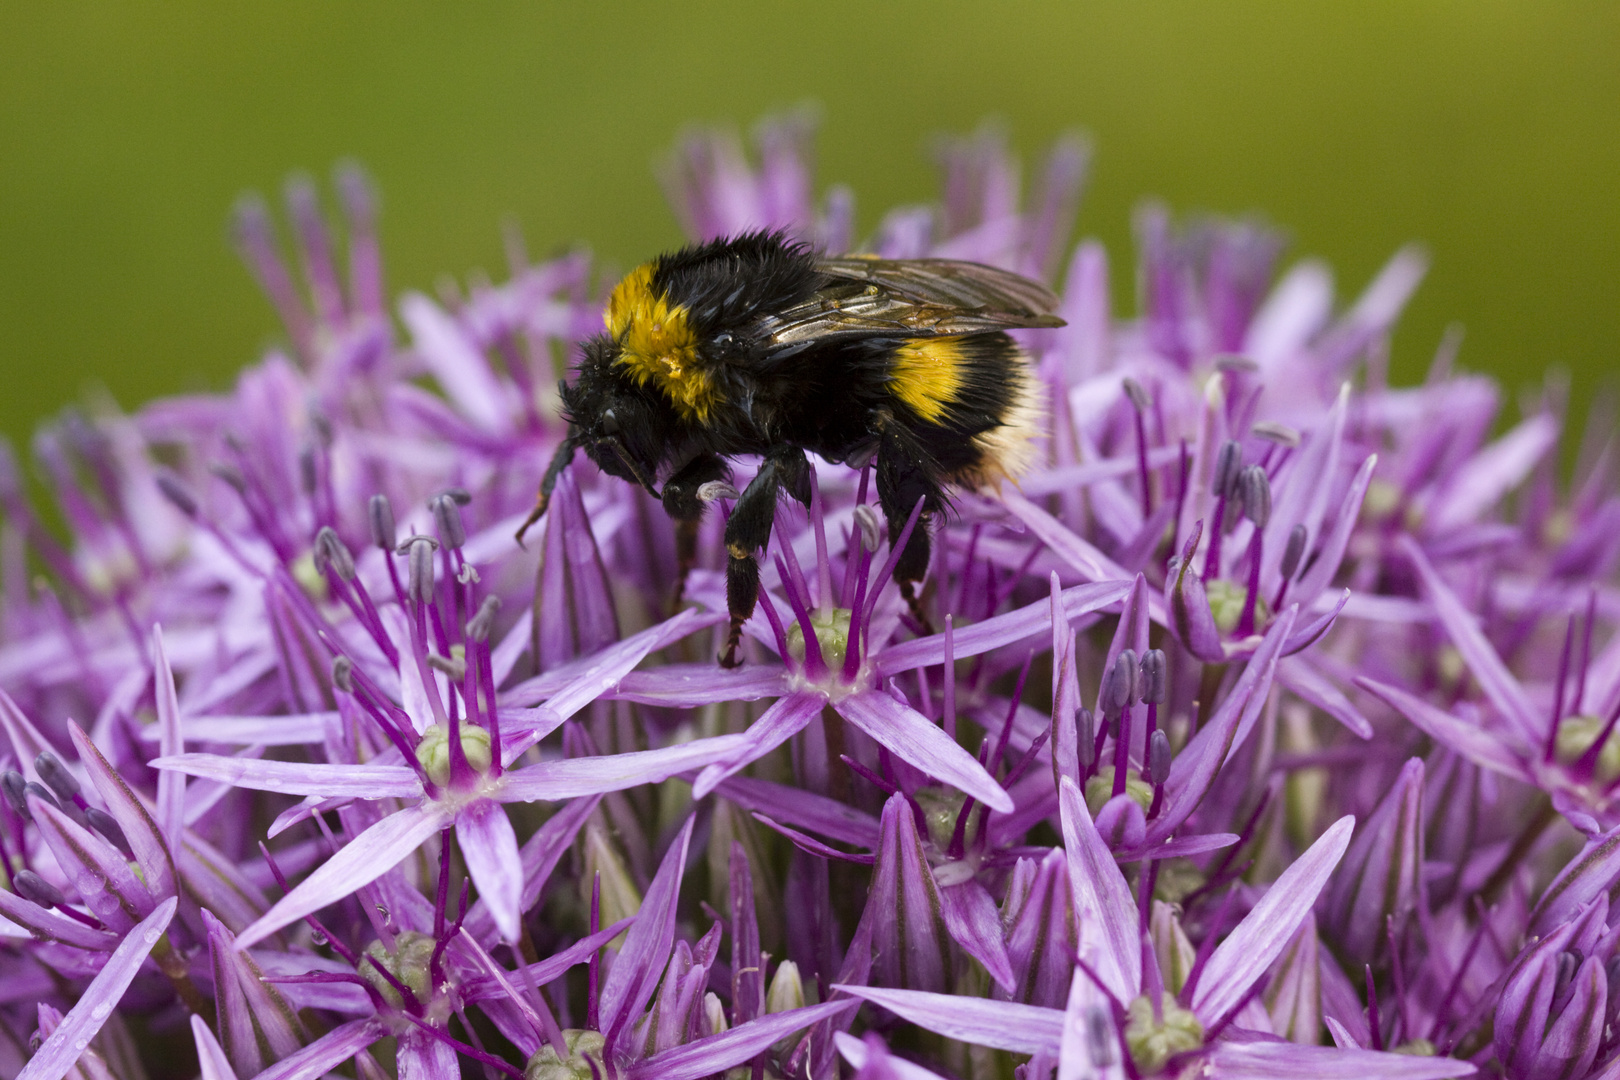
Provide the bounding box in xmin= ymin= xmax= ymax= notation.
xmin=759 ymin=257 xmax=1065 ymax=348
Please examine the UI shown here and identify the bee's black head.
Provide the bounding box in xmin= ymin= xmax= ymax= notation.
xmin=559 ymin=337 xmax=673 ymax=497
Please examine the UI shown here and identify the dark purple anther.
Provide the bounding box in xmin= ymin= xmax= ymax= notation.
xmin=315 ymin=526 xmax=356 ymax=582
xmin=369 ymin=494 xmax=396 ymax=550
xmin=155 ymin=472 xmax=199 ymax=518
xmin=1139 ymin=649 xmax=1168 ymax=706
xmin=403 ymin=536 xmax=438 ymax=603
xmin=1078 ymin=707 xmax=1097 ymax=774
xmin=298 ymin=443 xmax=318 ymax=496
xmin=1280 ymin=524 xmax=1307 ymax=580
xmin=33 ymin=751 xmax=80 ymax=804
xmin=331 ymin=656 xmax=355 ymax=693
xmin=431 ymin=494 xmax=466 ymax=550
xmin=1148 ymin=730 xmax=1172 ymax=786
xmin=23 ymin=782 xmax=60 ymax=814
xmin=14 ymin=869 xmax=66 ymax=909
xmin=1238 ymin=465 xmax=1271 ymax=528
xmin=1211 ymin=440 xmax=1243 ymax=499
xmin=86 ymin=807 xmax=134 ymax=859
xmin=2 ymin=771 xmax=30 ymax=821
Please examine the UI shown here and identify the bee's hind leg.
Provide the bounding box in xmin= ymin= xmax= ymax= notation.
xmin=660 ymin=453 xmax=730 ymax=612
xmin=717 ymin=447 xmax=809 ymax=667
xmin=874 ymin=422 xmax=944 ymax=636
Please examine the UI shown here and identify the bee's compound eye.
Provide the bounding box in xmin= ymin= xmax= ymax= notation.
xmin=601 ymin=408 xmax=621 ymax=436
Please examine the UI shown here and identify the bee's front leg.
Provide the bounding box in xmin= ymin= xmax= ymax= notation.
xmin=660 ymin=453 xmax=730 ymax=611
xmin=718 ymin=447 xmax=808 ymax=667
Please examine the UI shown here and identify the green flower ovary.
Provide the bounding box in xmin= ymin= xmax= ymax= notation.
xmin=525 ymin=1030 xmax=607 ymax=1080
xmin=1086 ymin=767 xmax=1155 ymax=816
xmin=360 ymin=931 xmax=436 ymax=1008
xmin=1205 ymin=578 xmax=1270 ymax=635
xmin=1555 ymin=714 xmax=1620 ymax=782
xmin=913 ymin=785 xmax=968 ymax=849
xmin=1125 ymin=992 xmax=1204 ymax=1072
xmin=785 ymin=607 xmax=853 ymax=672
xmin=415 ymin=723 xmax=493 ymax=786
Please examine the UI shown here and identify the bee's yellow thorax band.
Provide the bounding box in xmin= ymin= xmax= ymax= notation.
xmin=606 ymin=263 xmax=718 ymax=421
xmin=889 ymin=337 xmax=966 ymax=423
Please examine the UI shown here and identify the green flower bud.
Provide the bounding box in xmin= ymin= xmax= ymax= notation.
xmin=525 ymin=1030 xmax=607 ymax=1080
xmin=1124 ymin=992 xmax=1203 ymax=1073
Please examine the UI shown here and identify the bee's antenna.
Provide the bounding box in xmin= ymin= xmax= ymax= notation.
xmin=516 ymin=430 xmax=580 ymax=547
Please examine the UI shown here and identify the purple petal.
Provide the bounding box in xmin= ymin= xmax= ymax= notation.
xmin=498 ymin=734 xmax=749 ymax=803
xmin=236 ymin=800 xmax=453 ymax=949
xmin=0 ymin=887 xmax=121 ymax=950
xmin=1322 ymin=760 xmax=1424 ymax=965
xmin=191 ymin=1015 xmax=242 ymax=1080
xmin=516 ymin=608 xmax=726 ymax=724
xmin=830 ymin=985 xmax=1063 ymax=1055
xmin=598 ymin=815 xmax=695 ymax=1046
xmin=693 ymin=691 xmax=823 ymax=799
xmin=1000 ymin=488 xmax=1134 ymax=586
xmin=1356 ymin=677 xmax=1526 ymax=777
xmin=1529 ymin=826 xmax=1620 ymax=938
xmin=753 ymin=812 xmax=876 ymax=864
xmin=70 ymin=722 xmax=177 ymax=903
xmin=151 ymin=627 xmax=186 ymax=846
xmin=1148 ymin=606 xmax=1298 ymax=842
xmin=255 ymin=1018 xmax=388 ymax=1080
xmin=463 ymin=794 xmax=600 ymax=943
xmin=604 ymin=662 xmax=789 ymax=706
xmin=1204 ymin=1040 xmax=1477 ymax=1079
xmin=712 ymin=776 xmax=881 ymax=848
xmin=626 ymin=1001 xmax=851 ymax=1080
xmin=876 ymin=580 xmax=1133 ymax=676
xmin=147 ymin=712 xmax=335 ymax=746
xmin=1169 ymin=563 xmax=1226 ymax=662
xmin=1292 ymin=455 xmax=1377 ymax=610
xmin=865 ymin=793 xmax=949 ymax=992
xmin=833 ymin=1032 xmax=953 ymax=1080
xmin=1114 ymin=832 xmax=1240 ymax=862
xmin=1399 ymin=534 xmax=1539 ymax=742
xmin=535 ymin=467 xmax=619 ymax=667
xmin=1277 ymin=656 xmax=1372 ymax=738
xmin=461 ymin=916 xmax=636 ymax=1002
xmin=30 ymin=797 xmax=153 ymax=932
xmin=150 ymin=754 xmax=423 ymax=799
xmin=203 ymin=909 xmax=304 ymax=1076
xmin=17 ymin=897 xmax=177 ymax=1080
xmin=1281 ymin=589 xmax=1349 ymax=656
xmin=399 ymin=293 xmax=509 ymax=431
xmin=940 ymin=878 xmax=1017 ymax=993
xmin=1428 ymin=413 xmax=1558 ymax=533
xmin=1058 ymin=776 xmax=1141 ymax=1004
xmin=1192 ymin=815 xmax=1354 ymax=1027
xmin=455 ymin=799 xmax=523 ymax=942
xmin=0 ymin=687 xmax=60 ymax=776
xmin=835 ymin=690 xmax=1012 ymax=813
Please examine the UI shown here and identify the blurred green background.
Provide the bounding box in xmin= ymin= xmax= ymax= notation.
xmin=2 ymin=1 xmax=1617 ymax=450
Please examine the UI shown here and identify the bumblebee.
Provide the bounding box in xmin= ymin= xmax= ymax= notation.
xmin=521 ymin=230 xmax=1062 ymax=667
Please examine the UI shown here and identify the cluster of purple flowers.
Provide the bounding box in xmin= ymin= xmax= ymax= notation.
xmin=1 ymin=115 xmax=1617 ymax=1080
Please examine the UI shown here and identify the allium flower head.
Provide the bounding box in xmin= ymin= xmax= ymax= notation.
xmin=1 ymin=114 xmax=1614 ymax=1080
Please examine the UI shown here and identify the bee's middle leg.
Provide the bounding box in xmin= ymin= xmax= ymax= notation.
xmin=718 ymin=447 xmax=809 ymax=667
xmin=660 ymin=453 xmax=729 ymax=611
